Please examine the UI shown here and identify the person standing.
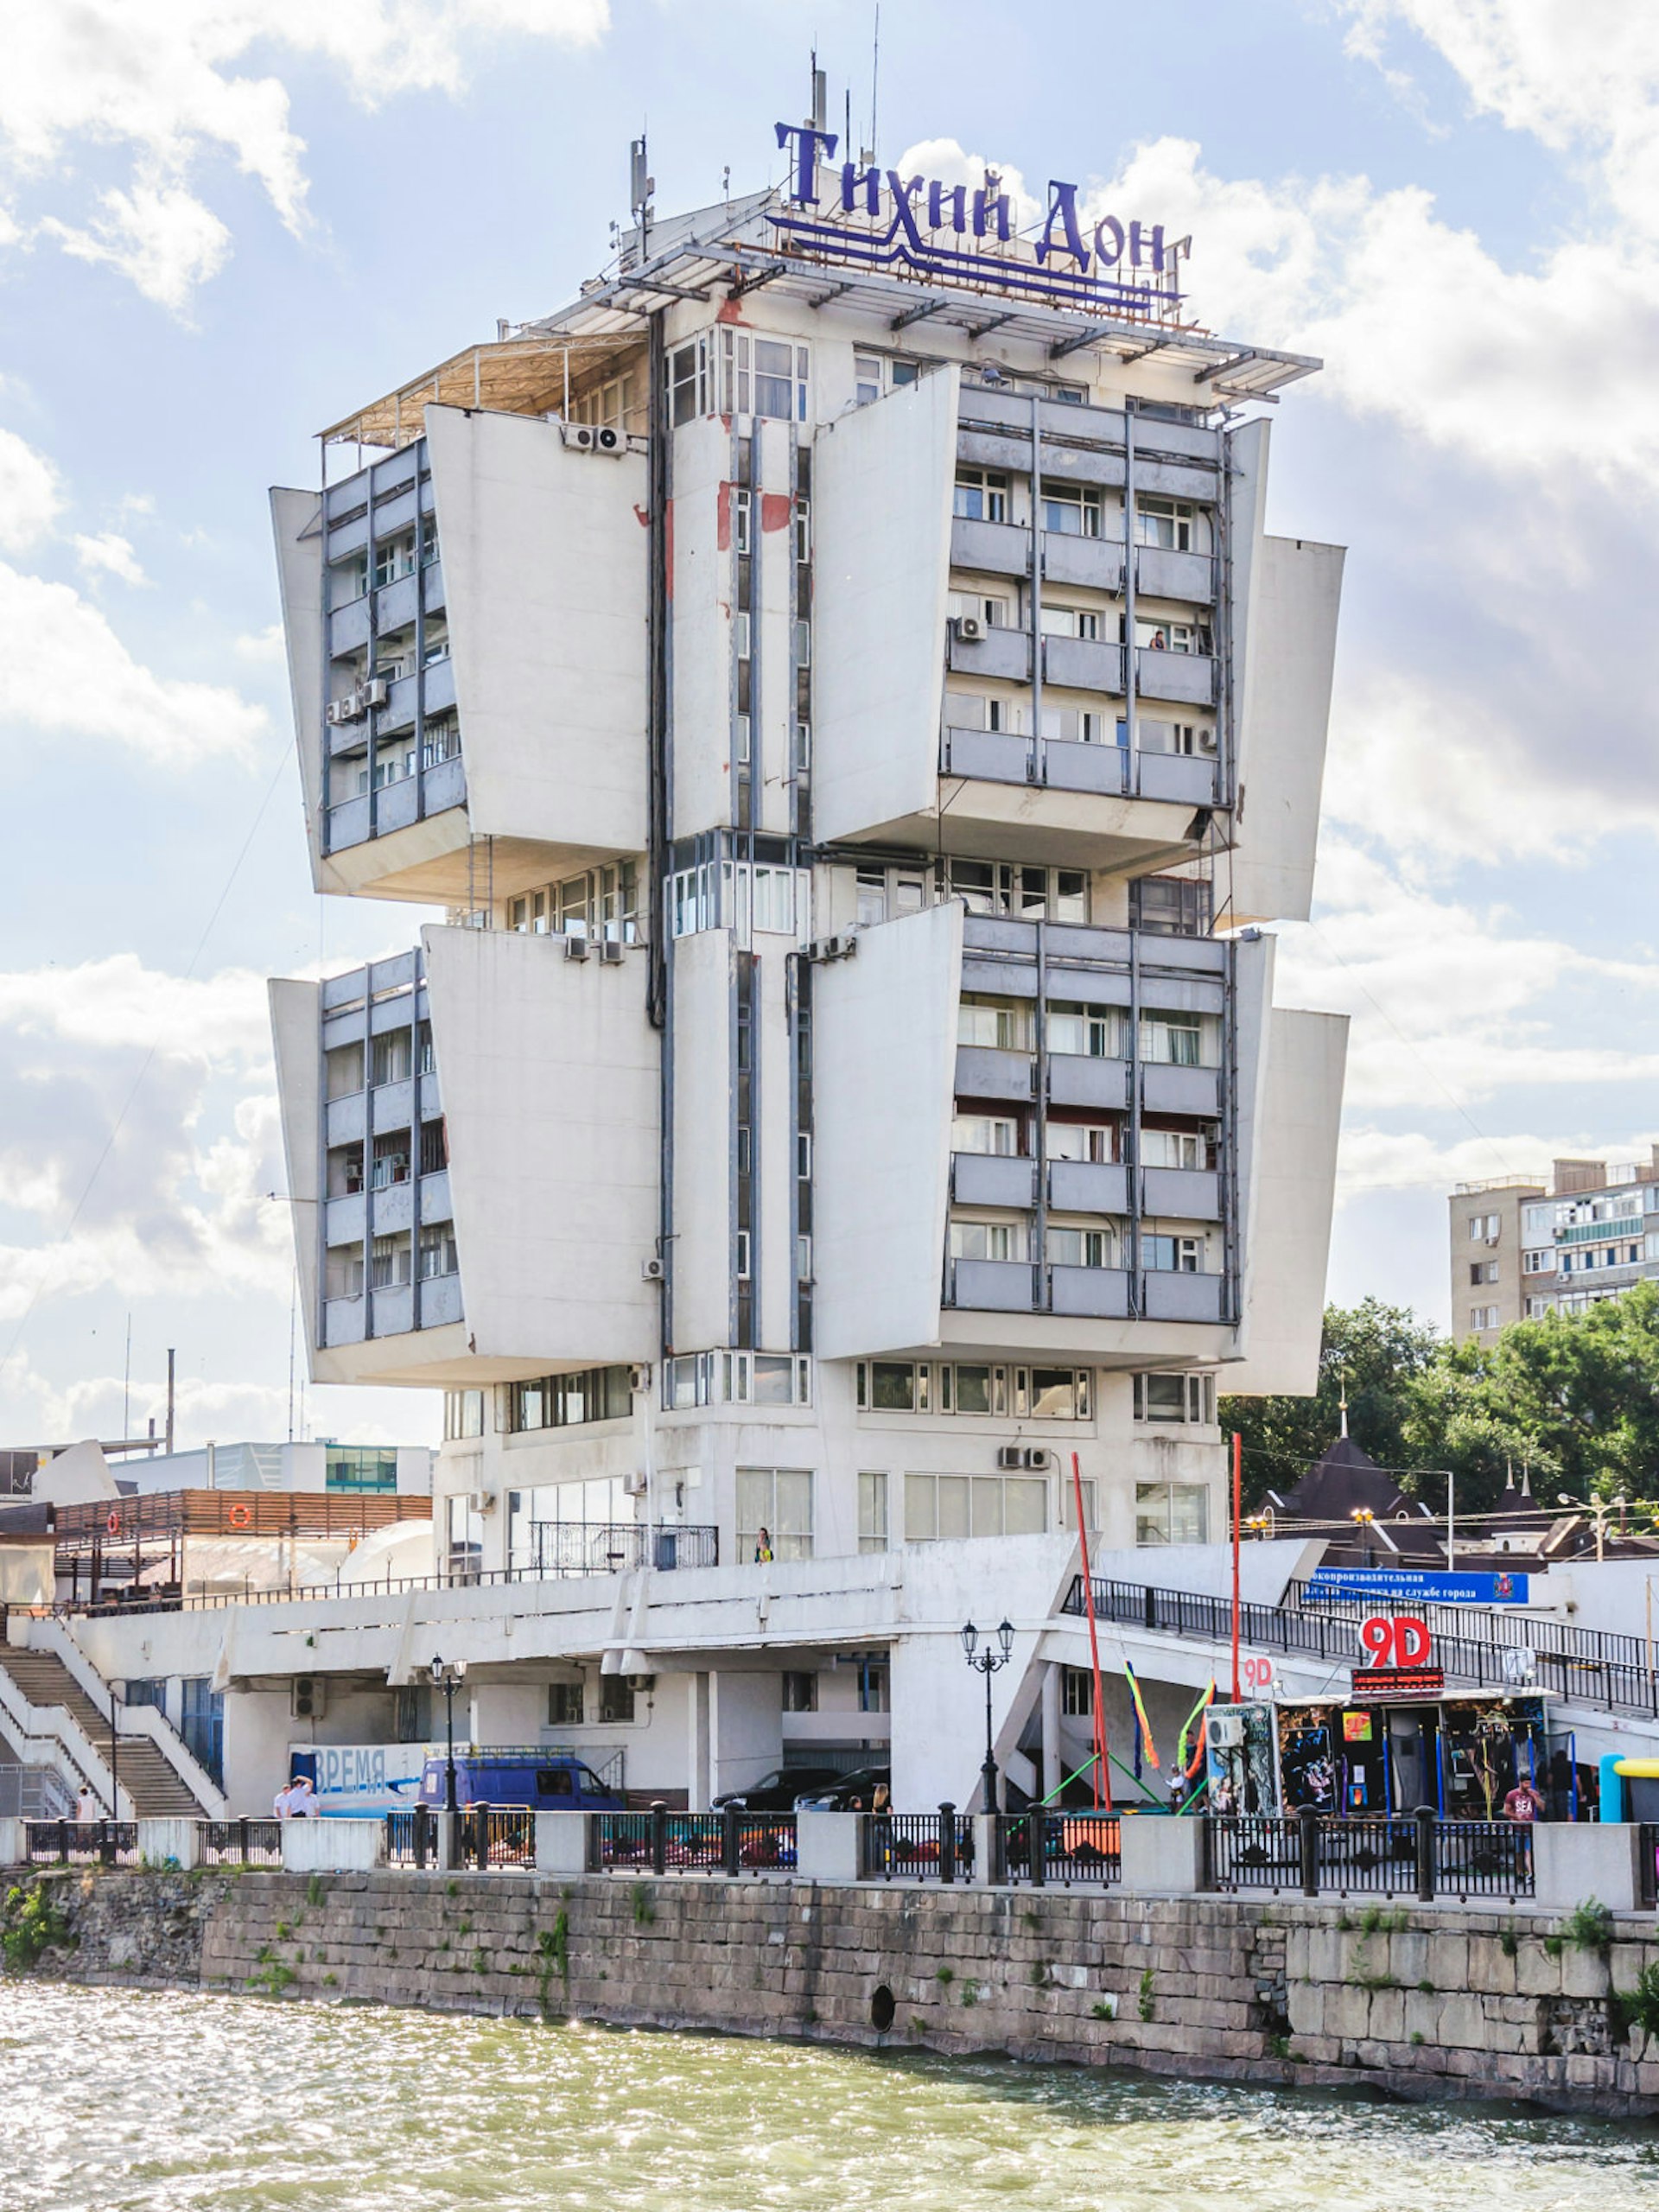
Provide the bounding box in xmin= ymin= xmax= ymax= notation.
xmin=753 ymin=1527 xmax=773 ymax=1564
xmin=1503 ymin=1775 xmax=1546 ymax=1824
xmin=74 ymin=1783 xmax=99 ymax=1824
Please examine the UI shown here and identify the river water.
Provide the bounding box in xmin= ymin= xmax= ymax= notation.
xmin=2 ymin=1983 xmax=1654 ymax=2211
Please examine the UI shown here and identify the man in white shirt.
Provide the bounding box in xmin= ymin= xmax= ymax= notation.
xmin=287 ymin=1775 xmax=319 ymax=1818
xmin=272 ymin=1780 xmax=296 ymax=1819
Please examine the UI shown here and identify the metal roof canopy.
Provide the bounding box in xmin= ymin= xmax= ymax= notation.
xmin=322 ymin=200 xmax=1319 ymax=452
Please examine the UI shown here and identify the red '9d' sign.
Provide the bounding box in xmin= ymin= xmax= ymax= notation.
xmin=1359 ymin=1615 xmax=1432 ymax=1669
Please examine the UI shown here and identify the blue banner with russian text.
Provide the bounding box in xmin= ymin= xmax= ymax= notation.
xmin=1309 ymin=1567 xmax=1531 ymax=1605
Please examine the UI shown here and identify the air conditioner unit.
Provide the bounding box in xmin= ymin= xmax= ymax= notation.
xmin=995 ymin=1445 xmax=1025 ymax=1471
xmin=1021 ymin=1447 xmax=1050 ymax=1471
xmin=640 ymin=1256 xmax=665 ymax=1282
xmin=1198 ymin=727 xmax=1218 ymax=752
xmin=1205 ymin=1712 xmax=1244 ymax=1751
xmin=594 ymin=426 xmax=625 ymax=454
xmin=361 ymin=675 xmax=391 ymax=709
xmin=622 ymin=1468 xmax=649 ymax=1496
xmin=291 ymin=1675 xmax=325 ymax=1721
xmin=629 ymin=1363 xmax=651 ymax=1392
xmin=626 ymin=1671 xmax=657 ymax=1693
xmin=600 ymin=939 xmax=626 ymax=964
xmin=563 ymin=935 xmax=590 ymax=961
xmin=560 ymin=422 xmax=598 ymax=452
xmin=955 ymin=615 xmax=986 ymax=642
xmin=469 ymin=1487 xmax=497 ymax=1515
xmin=324 ymin=698 xmax=350 ymax=728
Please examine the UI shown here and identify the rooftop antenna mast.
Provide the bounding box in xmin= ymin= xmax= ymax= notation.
xmin=630 ymin=131 xmax=654 ymax=264
xmin=869 ymin=3 xmax=881 ymax=164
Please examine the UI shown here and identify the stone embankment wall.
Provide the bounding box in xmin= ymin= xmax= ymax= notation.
xmin=10 ymin=1866 xmax=1659 ymax=2117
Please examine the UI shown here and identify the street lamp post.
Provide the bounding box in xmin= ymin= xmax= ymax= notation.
xmin=429 ymin=1655 xmax=467 ymax=1865
xmin=1558 ymin=1494 xmax=1627 ymax=1567
xmin=1350 ymin=1507 xmax=1376 ymax=1571
xmin=961 ymin=1619 xmax=1015 ymax=1814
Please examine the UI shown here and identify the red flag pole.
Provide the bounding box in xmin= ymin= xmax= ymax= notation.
xmin=1071 ymin=1452 xmax=1112 ymax=1811
xmin=1230 ymin=1429 xmax=1243 ymax=1703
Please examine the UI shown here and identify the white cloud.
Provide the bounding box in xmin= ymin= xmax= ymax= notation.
xmin=0 ymin=427 xmax=61 ymax=552
xmin=0 ymin=562 xmax=266 ymax=763
xmin=73 ymin=531 xmax=148 ymax=587
xmin=233 ymin=622 xmax=285 ymax=663
xmin=0 ymin=0 xmax=610 ymax=311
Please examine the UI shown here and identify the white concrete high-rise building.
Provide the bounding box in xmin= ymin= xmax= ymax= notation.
xmin=265 ymin=126 xmax=1349 ymax=1805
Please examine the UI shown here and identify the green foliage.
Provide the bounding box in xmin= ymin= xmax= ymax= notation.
xmin=275 ymin=1921 xmax=292 ymax=1940
xmin=1090 ymin=1999 xmax=1116 ymax=2021
xmin=1543 ymin=1935 xmax=1564 ymax=1960
xmin=2 ymin=1883 xmax=73 ymax=1974
xmin=1138 ymin=1968 xmax=1155 ymax=2023
xmin=1610 ymin=1964 xmax=1659 ymax=2044
xmin=1224 ymin=1288 xmax=1659 ymax=1519
xmin=1500 ymin=1929 xmax=1519 ymax=1958
xmin=1267 ymin=2032 xmax=1294 ymax=2062
xmin=323 ymin=1972 xmax=339 ymax=1987
xmin=307 ymin=1875 xmax=327 ymax=1908
xmin=1417 ymin=1979 xmax=1434 ymax=1993
xmin=630 ymin=1885 xmax=655 ymax=1928
xmin=935 ymin=1965 xmax=955 ymax=1986
xmin=1359 ymin=1907 xmax=1408 ymax=1936
xmin=1409 ymin=2031 xmax=1426 ymax=2048
xmin=1561 ymin=1898 xmax=1615 ymax=1953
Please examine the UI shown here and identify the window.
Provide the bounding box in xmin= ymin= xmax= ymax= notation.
xmin=1040 ymin=604 xmax=1101 ymax=640
xmin=1135 ymin=496 xmax=1198 ymax=551
xmin=370 ymin=1030 xmax=412 ymax=1087
xmin=754 ymin=337 xmax=809 ymax=421
xmin=951 ymin=1113 xmax=1021 ymax=1157
xmin=735 ymin=1230 xmax=751 ymax=1281
xmin=869 ymin=1360 xmax=926 ymax=1413
xmin=1133 ymin=616 xmax=1211 ymax=656
xmin=1047 ymin=1226 xmax=1113 ymax=1270
xmin=324 ymin=1043 xmax=364 ymax=1102
xmin=1470 ymin=1260 xmax=1499 ymax=1286
xmin=1134 ymin=1372 xmax=1216 ymax=1425
xmin=418 ymin=1224 xmax=458 ymax=1280
xmin=1525 ymin=1297 xmax=1551 ymax=1318
xmin=1471 ymin=1306 xmax=1500 ymax=1331
xmin=748 ymin=864 xmax=797 ymax=936
xmin=1134 ymin=718 xmax=1208 ymax=757
xmin=1141 ymin=1012 xmax=1206 ymax=1066
xmin=1061 ymin=1666 xmax=1094 ymax=1717
xmin=945 ymin=690 xmax=1012 ymax=733
xmin=178 ymin=1679 xmax=225 ymax=1789
xmin=733 ymin=486 xmax=752 ymax=554
xmin=1046 ymin=1001 xmax=1117 ymax=1058
xmin=946 ymin=1364 xmax=1003 ymax=1416
xmin=854 ymin=863 xmax=928 ymax=927
xmin=370 ymin=1133 xmax=410 ymax=1189
xmin=443 ymin=1389 xmax=486 ymax=1440
xmin=946 ymin=860 xmax=1086 ymax=923
xmin=507 ymin=1479 xmax=636 ymax=1573
xmin=957 ymin=995 xmax=1033 ymax=1052
xmin=949 ymin=1218 xmax=1028 ymax=1262
xmin=1468 ymin=1213 xmax=1500 ymax=1241
xmin=1131 ymin=875 xmax=1211 ymax=938
xmin=947 ymin=588 xmax=1010 ymax=626
xmin=548 ymin=1681 xmax=586 ymax=1728
xmin=325 ymin=1247 xmax=364 ymax=1300
xmin=1143 ymin=1233 xmax=1203 ymax=1274
xmin=905 ymin=1472 xmax=1046 ymax=1542
xmin=370 ymin=1234 xmax=411 ymax=1289
xmin=953 ymin=467 xmax=1009 ymax=524
xmin=670 ymin=861 xmax=719 ymax=938
xmin=737 ymin=1468 xmax=814 ymax=1563
xmin=857 ymin=1662 xmax=890 ymax=1713
xmin=1045 ymin=1119 xmax=1116 ymax=1164
xmin=1522 ymin=1250 xmax=1552 ymax=1273
xmin=1135 ymin=1482 xmax=1210 ymax=1546
xmin=782 ymin=1671 xmax=818 ymax=1713
xmin=1040 ymin=480 xmax=1101 ymax=537
xmin=858 ymin=1471 xmax=889 ymax=1553
xmin=599 ymin=1677 xmax=637 ymax=1725
xmin=444 ymin=1492 xmax=483 ymax=1586
xmin=1028 ymin=1368 xmax=1090 ymax=1418
xmin=420 ymin=1119 xmax=448 ymax=1176
xmin=1039 ymin=704 xmax=1107 ymax=745
xmin=1141 ymin=1128 xmax=1208 ymax=1171
xmin=670 ymin=338 xmax=707 ymax=426
xmin=508 ymin=1365 xmax=632 ymax=1434
xmin=855 ymin=353 xmax=883 ymax=407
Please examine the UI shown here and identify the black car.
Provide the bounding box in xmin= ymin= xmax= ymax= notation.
xmin=792 ymin=1765 xmax=892 ymax=1811
xmin=711 ymin=1765 xmax=843 ymax=1815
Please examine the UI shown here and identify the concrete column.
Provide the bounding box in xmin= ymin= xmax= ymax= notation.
xmin=137 ymin=1818 xmax=201 ymax=1869
xmin=1534 ymin=1821 xmax=1642 ymax=1913
xmin=1041 ymin=1662 xmax=1063 ymax=1805
xmin=534 ymin=1812 xmax=591 ymax=1875
xmin=796 ymin=1811 xmax=861 ymax=1883
xmin=688 ymin=1671 xmax=711 ymax=1811
xmin=1118 ymin=1814 xmax=1205 ymax=1896
xmin=0 ymin=1817 xmax=25 ymax=1866
xmin=972 ymin=1813 xmax=1001 ymax=1886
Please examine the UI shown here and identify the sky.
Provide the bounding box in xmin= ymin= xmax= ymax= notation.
xmin=0 ymin=0 xmax=1654 ymax=1453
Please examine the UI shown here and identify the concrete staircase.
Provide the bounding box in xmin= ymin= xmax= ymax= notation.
xmin=0 ymin=1649 xmax=206 ymax=1816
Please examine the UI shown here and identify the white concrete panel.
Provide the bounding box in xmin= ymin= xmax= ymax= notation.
xmin=423 ymin=925 xmax=658 ymax=1365
xmin=1229 ymin=1004 xmax=1348 ymax=1395
xmin=756 ymin=947 xmax=796 ymax=1352
xmin=668 ymin=413 xmax=734 ymax=841
xmin=425 ymin=405 xmax=647 ymax=855
xmin=270 ymin=977 xmax=324 ymax=1366
xmin=1222 ymin=415 xmax=1269 ymax=801
xmin=270 ymin=489 xmax=327 ymax=892
xmin=1228 ymin=928 xmax=1276 ymax=1374
xmin=1230 ymin=536 xmax=1345 ymax=926
xmin=813 ymin=901 xmax=962 ymax=1359
xmin=813 ymin=366 xmax=958 ymax=846
xmin=31 ymin=1440 xmax=118 ymax=1505
xmin=669 ymin=928 xmax=732 ymax=1351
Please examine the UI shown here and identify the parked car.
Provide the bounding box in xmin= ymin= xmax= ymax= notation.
xmin=711 ymin=1766 xmax=842 ymax=1815
xmin=416 ymin=1751 xmax=626 ymax=1811
xmin=792 ymin=1765 xmax=892 ymax=1811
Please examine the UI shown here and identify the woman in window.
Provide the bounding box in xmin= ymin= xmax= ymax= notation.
xmin=753 ymin=1526 xmax=774 ymax=1565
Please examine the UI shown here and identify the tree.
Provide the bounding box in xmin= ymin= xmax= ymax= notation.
xmin=1220 ymin=1298 xmax=1441 ymax=1510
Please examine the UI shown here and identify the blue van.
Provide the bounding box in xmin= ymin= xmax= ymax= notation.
xmin=416 ymin=1751 xmax=626 ymax=1811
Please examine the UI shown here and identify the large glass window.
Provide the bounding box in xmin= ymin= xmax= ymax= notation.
xmin=951 ymin=1113 xmax=1021 ymax=1156
xmin=1046 ymin=1001 xmax=1117 ymax=1058
xmin=957 ymin=995 xmax=1033 ymax=1052
xmin=444 ymin=1492 xmax=483 ymax=1586
xmin=949 ymin=1219 xmax=1028 ymax=1263
xmin=737 ymin=1468 xmax=814 ymax=1563
xmin=905 ymin=1472 xmax=1046 ymax=1542
xmin=1135 ymin=1482 xmax=1211 ymax=1546
xmin=1133 ymin=1372 xmax=1217 ymax=1425
xmin=507 ymin=1479 xmax=636 ymax=1574
xmin=1143 ymin=1234 xmax=1204 ymax=1274
xmin=1140 ymin=1012 xmax=1208 ymax=1066
xmin=443 ymin=1389 xmax=485 ymax=1440
xmin=508 ymin=1365 xmax=632 ymax=1434
xmin=953 ymin=467 xmax=1009 ymax=523
xmin=858 ymin=1471 xmax=889 ymax=1554
xmin=1040 ymin=480 xmax=1101 ymax=537
xmin=1046 ymin=1227 xmax=1113 ymax=1270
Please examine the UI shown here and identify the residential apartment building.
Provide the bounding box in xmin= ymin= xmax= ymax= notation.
xmin=1452 ymin=1152 xmax=1659 ymax=1339
xmin=256 ymin=122 xmax=1348 ymax=1807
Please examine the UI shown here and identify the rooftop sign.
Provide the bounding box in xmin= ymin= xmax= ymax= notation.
xmin=771 ymin=124 xmax=1188 ymax=321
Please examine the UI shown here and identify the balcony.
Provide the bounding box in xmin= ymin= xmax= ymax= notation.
xmin=1045 ymin=535 xmax=1125 ymax=594
xmin=1050 ymin=1265 xmax=1130 ymax=1318
xmin=946 ymin=1258 xmax=1036 ymax=1311
xmin=954 ymin=1045 xmax=1034 ymax=1103
xmin=1042 ymin=636 xmax=1123 ymax=695
xmin=1049 ymin=1056 xmax=1130 ymax=1111
xmin=1141 ymin=1064 xmax=1221 ymax=1116
xmin=950 ymin=517 xmax=1030 ymax=577
xmin=1048 ymin=1160 xmax=1128 ymax=1214
xmin=1136 ymin=546 xmax=1213 ymax=603
xmin=325 ymin=749 xmax=467 ymax=857
xmin=951 ymin=1153 xmax=1038 ymax=1208
xmin=1141 ymin=1166 xmax=1222 ymax=1220
xmin=1135 ymin=647 xmax=1214 ymax=708
xmin=946 ymin=626 xmax=1032 ymax=681
xmin=1141 ymin=1272 xmax=1226 ymax=1324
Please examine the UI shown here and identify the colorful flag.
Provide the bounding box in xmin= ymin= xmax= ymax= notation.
xmin=1123 ymin=1660 xmax=1161 ymax=1770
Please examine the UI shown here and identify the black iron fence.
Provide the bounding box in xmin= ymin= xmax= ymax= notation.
xmin=588 ymin=1808 xmax=798 ymax=1877
xmin=1207 ymin=1809 xmax=1535 ymax=1901
xmin=458 ymin=1808 xmax=535 ymax=1870
xmin=1001 ymin=1811 xmax=1121 ymax=1887
xmin=860 ymin=1806 xmax=976 ymax=1883
xmin=1065 ymin=1573 xmax=1659 ymax=1720
xmin=24 ymin=1820 xmax=137 ymax=1866
xmin=200 ymin=1818 xmax=284 ymax=1866
xmin=385 ymin=1809 xmax=441 ymax=1867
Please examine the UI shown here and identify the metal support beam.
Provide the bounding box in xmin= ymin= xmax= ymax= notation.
xmin=890 ymin=296 xmax=950 ymax=331
xmin=1194 ymin=350 xmax=1260 ymax=386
